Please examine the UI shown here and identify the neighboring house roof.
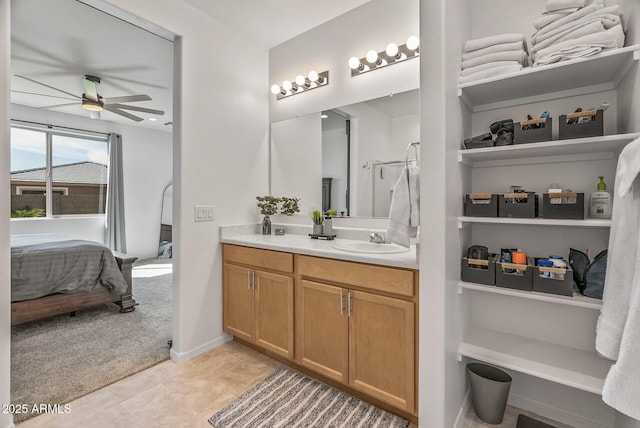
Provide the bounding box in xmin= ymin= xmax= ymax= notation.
xmin=10 ymin=161 xmax=107 ymax=184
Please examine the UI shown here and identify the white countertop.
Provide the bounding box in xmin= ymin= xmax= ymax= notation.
xmin=221 ymin=233 xmax=418 ymax=270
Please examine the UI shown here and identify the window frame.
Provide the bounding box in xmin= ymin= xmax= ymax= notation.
xmin=10 ymin=122 xmax=110 ymax=219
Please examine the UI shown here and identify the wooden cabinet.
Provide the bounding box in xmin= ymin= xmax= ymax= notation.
xmin=223 ymin=245 xmax=294 ymax=359
xmin=297 ymin=255 xmax=417 ymax=414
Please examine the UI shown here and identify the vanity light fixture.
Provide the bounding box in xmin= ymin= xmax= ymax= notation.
xmin=270 ymin=70 xmax=329 ymax=100
xmin=348 ymin=35 xmax=420 ymax=76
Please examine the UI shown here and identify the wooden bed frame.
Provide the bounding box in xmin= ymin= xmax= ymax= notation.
xmin=10 ymin=252 xmax=138 ymax=326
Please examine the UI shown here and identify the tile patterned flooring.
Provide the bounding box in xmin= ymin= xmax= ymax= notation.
xmin=17 ymin=340 xmax=569 ymax=428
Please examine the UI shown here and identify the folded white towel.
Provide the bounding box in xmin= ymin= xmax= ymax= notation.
xmin=459 ymin=61 xmax=520 ymax=77
xmin=533 ymin=6 xmax=621 ymax=45
xmin=534 ymin=3 xmax=606 ymax=40
xmin=534 ymin=24 xmax=625 ymax=66
xmin=534 ymin=10 xmax=577 ymax=31
xmin=464 ymin=33 xmax=525 ymax=53
xmin=459 ymin=63 xmax=523 ymax=84
xmin=386 ymin=165 xmax=420 ymax=248
xmin=534 ymin=20 xmax=607 ymax=53
xmin=534 ymin=45 xmax=612 ymax=66
xmin=596 ymin=137 xmax=640 ymax=419
xmin=461 ymin=50 xmax=527 ymax=70
xmin=461 ymin=41 xmax=524 ymax=62
xmin=545 ymin=0 xmax=587 ymax=13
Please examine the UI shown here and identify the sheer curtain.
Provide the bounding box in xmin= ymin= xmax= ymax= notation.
xmin=104 ymin=133 xmax=126 ymax=253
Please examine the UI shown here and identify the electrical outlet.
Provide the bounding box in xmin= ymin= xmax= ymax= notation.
xmin=194 ymin=205 xmax=215 ymax=222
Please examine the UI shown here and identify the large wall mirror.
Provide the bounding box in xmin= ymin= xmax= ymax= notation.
xmin=271 ymin=88 xmax=419 ymax=218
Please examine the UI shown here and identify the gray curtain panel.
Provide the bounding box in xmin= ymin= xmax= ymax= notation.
xmin=104 ymin=133 xmax=126 ymax=253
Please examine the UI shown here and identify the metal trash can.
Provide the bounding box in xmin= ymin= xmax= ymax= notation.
xmin=467 ymin=362 xmax=512 ymax=424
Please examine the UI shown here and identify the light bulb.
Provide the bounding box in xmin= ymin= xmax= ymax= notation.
xmin=348 ymin=56 xmax=361 ymax=70
xmin=308 ymin=70 xmax=319 ymax=82
xmin=406 ymin=35 xmax=419 ymax=51
xmin=366 ymin=50 xmax=378 ymax=64
xmin=295 ymin=75 xmax=306 ymax=86
xmin=386 ymin=43 xmax=399 ymax=58
xmin=282 ymin=80 xmax=292 ymax=91
xmin=270 ymin=84 xmax=281 ymax=95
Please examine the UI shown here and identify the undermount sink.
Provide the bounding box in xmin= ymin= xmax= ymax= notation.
xmin=332 ymin=241 xmax=410 ymax=254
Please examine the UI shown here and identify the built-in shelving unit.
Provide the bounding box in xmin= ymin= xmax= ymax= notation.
xmin=458 ymin=281 xmax=602 ymax=310
xmin=458 ymin=45 xmax=640 ymax=112
xmin=458 ymin=133 xmax=640 ymax=167
xmin=459 ymin=325 xmax=612 ymax=395
xmin=458 ymin=216 xmax=611 ymax=228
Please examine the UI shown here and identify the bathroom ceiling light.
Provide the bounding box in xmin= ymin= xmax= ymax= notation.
xmin=270 ymin=70 xmax=329 ymax=100
xmin=349 ymin=36 xmax=420 ymax=77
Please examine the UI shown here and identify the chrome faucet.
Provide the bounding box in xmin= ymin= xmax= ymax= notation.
xmin=369 ymin=232 xmax=386 ymax=244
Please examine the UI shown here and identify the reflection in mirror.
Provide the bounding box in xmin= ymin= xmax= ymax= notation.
xmin=159 ymin=183 xmax=172 ymax=258
xmin=270 ymin=88 xmax=419 ymax=219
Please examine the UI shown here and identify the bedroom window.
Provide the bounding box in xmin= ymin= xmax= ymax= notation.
xmin=10 ymin=126 xmax=109 ymax=218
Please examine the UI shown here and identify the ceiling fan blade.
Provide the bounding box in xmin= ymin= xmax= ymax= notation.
xmin=102 ymin=94 xmax=151 ymax=104
xmin=107 ymin=103 xmax=164 ymax=116
xmin=37 ymin=102 xmax=78 ymax=109
xmin=89 ymin=111 xmax=101 ymax=120
xmin=11 ymin=89 xmax=78 ymax=101
xmin=14 ymin=75 xmax=80 ymax=99
xmin=82 ymin=76 xmax=99 ymax=102
xmin=104 ymin=105 xmax=144 ymax=122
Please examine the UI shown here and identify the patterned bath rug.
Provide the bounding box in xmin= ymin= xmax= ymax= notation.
xmin=209 ymin=367 xmax=409 ymax=428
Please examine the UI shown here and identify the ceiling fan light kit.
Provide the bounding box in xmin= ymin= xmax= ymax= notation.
xmin=13 ymin=74 xmax=165 ymax=123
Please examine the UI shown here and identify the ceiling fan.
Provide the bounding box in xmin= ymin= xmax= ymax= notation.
xmin=13 ymin=74 xmax=164 ymax=122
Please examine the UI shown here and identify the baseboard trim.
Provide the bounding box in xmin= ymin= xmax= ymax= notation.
xmin=170 ymin=334 xmax=232 ymax=362
xmin=509 ymin=393 xmax=610 ymax=428
xmin=453 ymin=389 xmax=471 ymax=428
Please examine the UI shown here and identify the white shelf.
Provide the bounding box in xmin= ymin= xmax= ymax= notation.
xmin=458 ymin=216 xmax=611 ymax=228
xmin=459 ymin=281 xmax=602 ymax=310
xmin=459 ymin=325 xmax=612 ymax=395
xmin=459 ymin=133 xmax=640 ymax=168
xmin=459 ymin=45 xmax=640 ymax=112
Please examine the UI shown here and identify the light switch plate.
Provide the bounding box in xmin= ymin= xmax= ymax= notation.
xmin=194 ymin=205 xmax=215 ymax=222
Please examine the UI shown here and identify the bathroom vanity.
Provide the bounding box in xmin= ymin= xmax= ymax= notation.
xmin=221 ymin=234 xmax=419 ymax=421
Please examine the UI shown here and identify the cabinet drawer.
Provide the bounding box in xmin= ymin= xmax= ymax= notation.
xmin=223 ymin=244 xmax=293 ymax=273
xmin=298 ymin=255 xmax=414 ymax=297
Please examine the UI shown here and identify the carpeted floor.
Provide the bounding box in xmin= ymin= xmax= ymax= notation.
xmin=209 ymin=367 xmax=410 ymax=428
xmin=11 ymin=258 xmax=172 ymax=423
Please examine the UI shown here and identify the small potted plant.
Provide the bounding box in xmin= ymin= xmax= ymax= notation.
xmin=311 ymin=209 xmax=324 ymax=235
xmin=280 ymin=197 xmax=301 ymax=216
xmin=256 ymin=196 xmax=280 ymax=235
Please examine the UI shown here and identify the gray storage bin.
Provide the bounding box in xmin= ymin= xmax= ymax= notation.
xmin=559 ymin=109 xmax=604 ymax=140
xmin=514 ymin=117 xmax=552 ymax=144
xmin=532 ymin=264 xmax=574 ymax=296
xmin=464 ymin=194 xmax=498 ymax=217
xmin=540 ymin=193 xmax=584 ymax=219
xmin=467 ymin=363 xmax=512 ymax=424
xmin=461 ymin=255 xmax=496 ymax=285
xmin=496 ymin=260 xmax=533 ymax=291
xmin=498 ymin=192 xmax=538 ymax=218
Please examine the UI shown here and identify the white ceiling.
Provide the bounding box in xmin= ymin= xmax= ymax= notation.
xmin=10 ymin=0 xmax=370 ymax=131
xmin=180 ymin=0 xmax=371 ymax=49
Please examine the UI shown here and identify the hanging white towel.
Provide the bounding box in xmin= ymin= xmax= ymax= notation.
xmin=596 ymin=137 xmax=640 ymax=419
xmin=387 ymin=165 xmax=420 ymax=248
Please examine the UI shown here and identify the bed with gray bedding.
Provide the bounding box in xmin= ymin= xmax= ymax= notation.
xmin=10 ymin=233 xmax=137 ymax=325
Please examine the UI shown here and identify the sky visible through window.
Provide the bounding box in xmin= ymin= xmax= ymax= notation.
xmin=10 ymin=128 xmax=108 ymax=172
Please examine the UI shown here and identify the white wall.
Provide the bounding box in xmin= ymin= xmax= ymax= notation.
xmin=0 ymin=2 xmax=11 ymax=426
xmin=10 ymin=103 xmax=173 ymax=260
xmin=100 ymin=0 xmax=270 ymax=361
xmin=269 ymin=0 xmax=419 ymax=124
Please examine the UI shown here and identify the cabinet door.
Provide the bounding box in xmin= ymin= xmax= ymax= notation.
xmin=349 ymin=290 xmax=415 ymax=412
xmin=223 ymin=263 xmax=254 ymax=343
xmin=254 ymin=271 xmax=294 ymax=359
xmin=299 ymin=279 xmax=348 ymax=384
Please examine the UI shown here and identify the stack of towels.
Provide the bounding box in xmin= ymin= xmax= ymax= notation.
xmin=460 ymin=33 xmax=529 ymax=84
xmin=531 ymin=0 xmax=625 ymax=67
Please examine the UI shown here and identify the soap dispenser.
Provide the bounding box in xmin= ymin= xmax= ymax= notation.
xmin=589 ymin=176 xmax=612 ymax=219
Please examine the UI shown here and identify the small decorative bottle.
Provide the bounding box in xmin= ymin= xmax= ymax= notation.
xmin=262 ymin=215 xmax=272 ymax=235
